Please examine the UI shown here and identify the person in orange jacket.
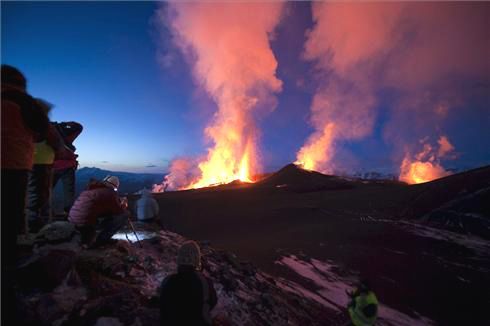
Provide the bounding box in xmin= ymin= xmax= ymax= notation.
xmin=1 ymin=64 xmax=50 ymax=324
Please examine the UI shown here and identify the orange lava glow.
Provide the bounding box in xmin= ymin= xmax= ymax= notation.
xmin=295 ymin=123 xmax=336 ymax=172
xmin=399 ymin=158 xmax=450 ymax=184
xmin=399 ymin=136 xmax=454 ymax=184
xmin=188 ymin=138 xmax=256 ymax=189
xmin=163 ymin=2 xmax=284 ymax=190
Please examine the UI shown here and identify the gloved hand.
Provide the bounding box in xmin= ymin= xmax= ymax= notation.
xmin=120 ymin=197 xmax=128 ymax=209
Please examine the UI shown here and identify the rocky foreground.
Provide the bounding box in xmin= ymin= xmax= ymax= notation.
xmin=15 ymin=219 xmax=446 ymax=326
xmin=15 ymin=221 xmax=339 ymax=326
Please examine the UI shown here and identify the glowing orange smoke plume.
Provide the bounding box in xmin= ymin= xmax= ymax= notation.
xmin=153 ymin=158 xmax=199 ymax=191
xmin=295 ymin=2 xmax=487 ymax=175
xmin=399 ymin=136 xmax=454 ymax=184
xmin=162 ymin=2 xmax=284 ymax=189
xmin=294 ymin=2 xmax=384 ymax=173
xmin=295 ymin=123 xmax=336 ymax=171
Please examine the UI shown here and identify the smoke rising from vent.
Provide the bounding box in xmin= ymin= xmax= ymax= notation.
xmin=296 ymin=2 xmax=489 ymax=177
xmin=157 ymin=2 xmax=284 ymax=189
xmin=153 ymin=158 xmax=200 ymax=192
xmin=399 ymin=136 xmax=455 ymax=184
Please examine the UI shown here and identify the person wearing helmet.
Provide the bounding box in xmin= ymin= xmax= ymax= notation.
xmin=160 ymin=241 xmax=218 ymax=326
xmin=347 ymin=279 xmax=378 ymax=326
xmin=68 ymin=175 xmax=128 ymax=247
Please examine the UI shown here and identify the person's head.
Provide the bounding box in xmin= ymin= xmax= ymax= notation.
xmin=177 ymin=241 xmax=202 ymax=271
xmin=358 ymin=278 xmax=371 ymax=293
xmin=140 ymin=188 xmax=151 ymax=197
xmin=1 ymin=65 xmax=27 ymax=91
xmin=103 ymin=175 xmax=120 ymax=191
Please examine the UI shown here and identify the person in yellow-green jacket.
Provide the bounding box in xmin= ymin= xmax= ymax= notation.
xmin=347 ymin=279 xmax=378 ymax=326
xmin=25 ymin=102 xmax=65 ymax=232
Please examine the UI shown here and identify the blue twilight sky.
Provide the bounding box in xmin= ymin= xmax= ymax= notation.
xmin=2 ymin=2 xmax=489 ymax=174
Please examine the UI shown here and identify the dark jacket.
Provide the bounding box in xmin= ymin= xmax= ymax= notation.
xmin=160 ymin=266 xmax=217 ymax=326
xmin=1 ymin=86 xmax=49 ymax=170
xmin=68 ymin=183 xmax=123 ymax=226
xmin=53 ymin=121 xmax=83 ymax=171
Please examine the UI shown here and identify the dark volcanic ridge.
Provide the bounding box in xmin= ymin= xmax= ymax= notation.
xmin=400 ymin=165 xmax=490 ymax=238
xmin=154 ymin=163 xmax=490 ymax=238
xmin=179 ymin=163 xmax=361 ymax=193
xmin=19 ymin=164 xmax=490 ymax=325
xmin=256 ymin=163 xmax=357 ymax=192
xmin=149 ymin=163 xmax=490 ymax=325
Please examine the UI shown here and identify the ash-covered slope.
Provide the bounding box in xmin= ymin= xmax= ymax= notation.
xmin=256 ymin=163 xmax=356 ymax=192
xmin=15 ymin=222 xmax=335 ymax=326
xmin=402 ymin=165 xmax=490 ymax=238
xmin=153 ymin=163 xmax=490 ymax=325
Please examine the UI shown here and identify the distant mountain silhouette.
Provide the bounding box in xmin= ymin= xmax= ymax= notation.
xmin=74 ymin=167 xmax=165 ymax=195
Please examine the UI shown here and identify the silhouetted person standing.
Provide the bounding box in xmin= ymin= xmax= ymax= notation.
xmin=52 ymin=121 xmax=83 ymax=216
xmin=160 ymin=241 xmax=218 ymax=326
xmin=1 ymin=64 xmax=49 ymax=324
xmin=25 ymin=101 xmax=64 ymax=231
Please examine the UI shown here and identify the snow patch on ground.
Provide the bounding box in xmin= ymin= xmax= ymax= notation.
xmin=276 ymin=255 xmax=435 ymax=326
xmin=378 ymin=305 xmax=435 ymax=326
xmin=121 ymin=229 xmax=333 ymax=325
xmin=276 ymin=256 xmax=352 ymax=309
xmin=356 ymin=216 xmax=489 ymax=258
xmin=399 ymin=221 xmax=490 ymax=257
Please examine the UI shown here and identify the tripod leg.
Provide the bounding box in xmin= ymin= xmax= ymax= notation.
xmin=128 ymin=218 xmax=142 ymax=247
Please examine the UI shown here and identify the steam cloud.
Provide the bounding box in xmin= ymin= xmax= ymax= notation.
xmin=158 ymin=2 xmax=284 ymax=189
xmin=297 ymin=2 xmax=489 ymax=177
xmin=399 ymin=136 xmax=455 ymax=184
xmin=153 ymin=157 xmax=200 ymax=192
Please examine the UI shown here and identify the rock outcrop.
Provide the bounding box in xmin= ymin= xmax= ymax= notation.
xmin=15 ymin=222 xmax=337 ymax=325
